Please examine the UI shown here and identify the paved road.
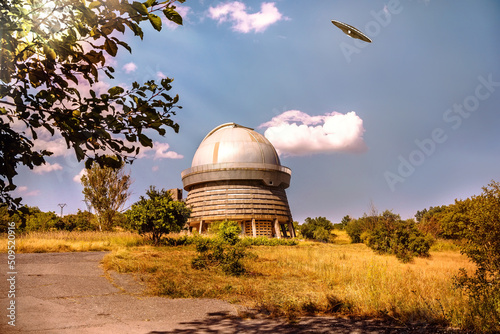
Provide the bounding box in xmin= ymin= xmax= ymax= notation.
xmin=0 ymin=252 xmax=459 ymax=333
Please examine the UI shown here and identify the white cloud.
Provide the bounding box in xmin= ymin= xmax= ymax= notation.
xmin=260 ymin=110 xmax=368 ymax=156
xmin=13 ymin=185 xmax=40 ymax=197
xmin=208 ymin=2 xmax=285 ymax=33
xmin=25 ymin=190 xmax=40 ymax=196
xmin=32 ymin=134 xmax=71 ymax=157
xmin=17 ymin=186 xmax=28 ymax=193
xmin=137 ymin=141 xmax=184 ymax=160
xmin=152 ymin=165 xmax=159 ymax=172
xmin=73 ymin=168 xmax=87 ymax=183
xmin=122 ymin=62 xmax=137 ymax=73
xmin=32 ymin=162 xmax=63 ymax=174
xmin=157 ymin=71 xmax=167 ymax=79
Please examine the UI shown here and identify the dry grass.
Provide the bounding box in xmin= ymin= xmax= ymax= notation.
xmin=0 ymin=231 xmax=145 ymax=253
xmin=0 ymin=230 xmax=474 ymax=327
xmin=102 ymin=231 xmax=474 ymax=327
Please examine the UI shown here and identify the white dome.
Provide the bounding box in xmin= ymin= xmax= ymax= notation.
xmin=191 ymin=123 xmax=281 ymax=167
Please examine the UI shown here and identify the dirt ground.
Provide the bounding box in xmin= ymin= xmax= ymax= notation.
xmin=0 ymin=252 xmax=464 ymax=333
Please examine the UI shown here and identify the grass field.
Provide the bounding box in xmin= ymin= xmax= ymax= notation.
xmin=0 ymin=231 xmax=145 ymax=252
xmin=0 ymin=230 xmax=474 ymax=329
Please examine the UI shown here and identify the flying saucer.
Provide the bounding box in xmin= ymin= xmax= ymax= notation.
xmin=331 ymin=20 xmax=372 ymax=43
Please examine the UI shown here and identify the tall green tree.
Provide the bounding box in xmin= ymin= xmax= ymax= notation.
xmin=451 ymin=181 xmax=500 ymax=332
xmin=126 ymin=186 xmax=190 ymax=244
xmin=81 ymin=161 xmax=131 ymax=230
xmin=0 ymin=0 xmax=185 ymax=211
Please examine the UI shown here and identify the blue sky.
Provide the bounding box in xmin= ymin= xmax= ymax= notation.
xmin=15 ymin=0 xmax=500 ymax=223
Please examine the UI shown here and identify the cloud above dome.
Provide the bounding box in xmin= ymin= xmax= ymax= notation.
xmin=259 ymin=110 xmax=368 ymax=156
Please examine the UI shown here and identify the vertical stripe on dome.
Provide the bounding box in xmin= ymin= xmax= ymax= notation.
xmin=213 ymin=142 xmax=219 ymax=163
xmin=246 ymin=129 xmax=265 ymax=163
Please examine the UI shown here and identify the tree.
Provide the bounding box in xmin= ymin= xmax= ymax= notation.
xmin=299 ymin=216 xmax=335 ymax=242
xmin=81 ymin=161 xmax=131 ymax=230
xmin=414 ymin=205 xmax=450 ymax=238
xmin=58 ymin=209 xmax=96 ymax=231
xmin=0 ymin=0 xmax=185 ymax=211
xmin=23 ymin=206 xmax=59 ymax=231
xmin=450 ymin=181 xmax=500 ymax=332
xmin=339 ymin=215 xmax=352 ymax=230
xmin=126 ymin=186 xmax=190 ymax=244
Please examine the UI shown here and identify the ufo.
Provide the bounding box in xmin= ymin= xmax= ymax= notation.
xmin=331 ymin=20 xmax=372 ymax=43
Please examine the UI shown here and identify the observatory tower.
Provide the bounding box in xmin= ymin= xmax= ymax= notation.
xmin=181 ymin=123 xmax=295 ymax=238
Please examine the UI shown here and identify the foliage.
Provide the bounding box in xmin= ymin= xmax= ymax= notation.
xmin=334 ymin=215 xmax=352 ymax=230
xmin=450 ymin=181 xmax=500 ymax=333
xmin=0 ymin=205 xmax=20 ymax=232
xmin=192 ymin=222 xmax=248 ymax=276
xmin=0 ymin=0 xmax=185 ymax=210
xmin=125 ymin=186 xmax=190 ymax=245
xmin=365 ymin=219 xmax=433 ymax=263
xmin=292 ymin=221 xmax=300 ymax=236
xmin=162 ymin=234 xmax=195 ymax=246
xmin=58 ymin=209 xmax=96 ymax=231
xmin=239 ymin=236 xmax=298 ymax=246
xmin=415 ymin=205 xmax=450 ymax=238
xmin=298 ymin=216 xmax=335 ymax=242
xmin=347 ymin=210 xmax=433 ymax=263
xmin=81 ymin=161 xmax=131 ymax=231
xmin=215 ymin=220 xmax=241 ymax=245
xmin=23 ymin=206 xmax=60 ymax=232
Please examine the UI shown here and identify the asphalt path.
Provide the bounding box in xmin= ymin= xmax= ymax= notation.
xmin=0 ymin=252 xmax=462 ymax=333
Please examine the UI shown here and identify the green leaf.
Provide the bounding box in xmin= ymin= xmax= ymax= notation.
xmin=138 ymin=134 xmax=153 ymax=147
xmin=148 ymin=14 xmax=162 ymax=31
xmin=89 ymin=1 xmax=102 ymax=9
xmin=75 ymin=145 xmax=85 ymax=161
xmin=132 ymin=1 xmax=149 ymax=15
xmin=163 ymin=8 xmax=183 ymax=25
xmin=85 ymin=158 xmax=94 ymax=169
xmin=43 ymin=45 xmax=57 ymax=61
xmin=104 ymin=38 xmax=118 ymax=56
xmin=114 ymin=39 xmax=131 ymax=53
xmin=108 ymin=86 xmax=124 ymax=96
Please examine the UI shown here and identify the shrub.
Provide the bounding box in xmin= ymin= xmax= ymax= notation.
xmin=58 ymin=210 xmax=97 ymax=231
xmin=348 ymin=210 xmax=433 ymax=263
xmin=216 ymin=220 xmax=241 ymax=245
xmin=192 ymin=221 xmax=248 ymax=276
xmin=191 ymin=236 xmax=247 ymax=276
xmin=298 ymin=217 xmax=335 ymax=242
xmin=451 ymin=181 xmax=500 ymax=333
xmin=239 ymin=236 xmax=298 ymax=246
xmin=346 ymin=217 xmax=369 ymax=243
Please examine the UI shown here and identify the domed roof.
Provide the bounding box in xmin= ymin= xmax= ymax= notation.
xmin=191 ymin=123 xmax=281 ymax=167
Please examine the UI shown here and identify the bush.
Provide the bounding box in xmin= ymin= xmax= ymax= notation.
xmin=191 ymin=236 xmax=247 ymax=276
xmin=298 ymin=217 xmax=335 ymax=242
xmin=239 ymin=236 xmax=298 ymax=246
xmin=58 ymin=210 xmax=97 ymax=231
xmin=346 ymin=217 xmax=369 ymax=243
xmin=348 ymin=210 xmax=433 ymax=263
xmin=191 ymin=221 xmax=248 ymax=276
xmin=216 ymin=220 xmax=241 ymax=245
xmin=451 ymin=181 xmax=500 ymax=333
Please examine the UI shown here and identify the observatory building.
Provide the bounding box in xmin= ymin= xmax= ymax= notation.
xmin=181 ymin=123 xmax=295 ymax=238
